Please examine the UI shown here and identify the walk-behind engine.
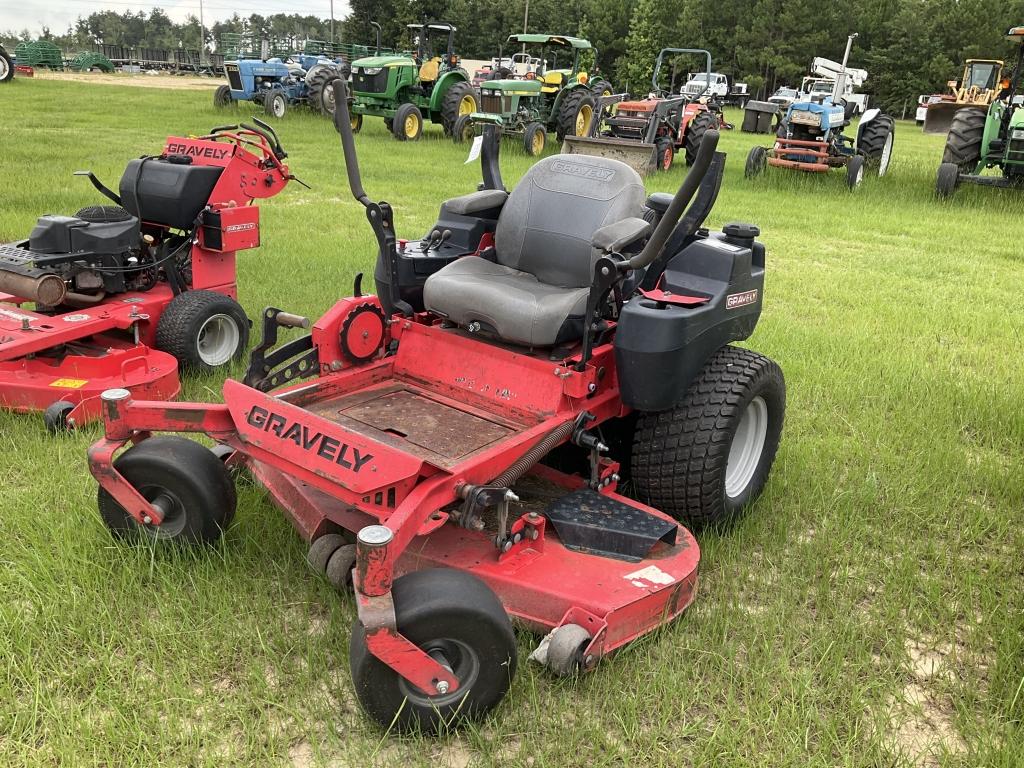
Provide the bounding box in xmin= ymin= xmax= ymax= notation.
xmin=0 ymin=120 xmax=294 ymax=430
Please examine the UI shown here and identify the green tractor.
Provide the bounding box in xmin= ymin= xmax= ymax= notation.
xmin=349 ymin=22 xmax=478 ymax=141
xmin=453 ymin=34 xmax=612 ymax=155
xmin=936 ymin=25 xmax=1024 ymax=197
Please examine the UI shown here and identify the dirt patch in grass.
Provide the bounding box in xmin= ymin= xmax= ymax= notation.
xmin=34 ymin=71 xmax=216 ymax=91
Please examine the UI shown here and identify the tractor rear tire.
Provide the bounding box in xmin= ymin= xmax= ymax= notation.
xmin=452 ymin=113 xmax=474 ymax=144
xmin=557 ymin=89 xmax=597 ymax=141
xmin=307 ymin=66 xmax=340 ymax=115
xmin=0 ymin=47 xmax=12 ymax=83
xmin=684 ymin=110 xmax=718 ymax=166
xmin=942 ymin=108 xmax=985 ymax=172
xmin=263 ymin=91 xmax=287 ymax=119
xmin=936 ymin=162 xmax=960 ymax=199
xmin=155 ymin=290 xmax=250 ymax=373
xmin=523 ymin=122 xmax=546 ymax=156
xmin=392 ymin=103 xmax=423 ymax=141
xmin=590 ymin=78 xmax=613 ymax=99
xmin=213 ymin=84 xmax=232 ymax=108
xmin=858 ymin=115 xmax=895 ymax=176
xmin=745 ymin=145 xmax=767 ymax=178
xmin=349 ymin=569 xmax=516 ymax=733
xmin=630 ymin=345 xmax=785 ymax=531
xmin=441 ymin=81 xmax=478 ymax=136
xmin=97 ymin=436 xmax=237 ymax=543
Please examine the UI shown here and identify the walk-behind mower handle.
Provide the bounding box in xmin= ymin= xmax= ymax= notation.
xmin=331 ymin=79 xmax=372 ymax=207
xmin=627 ymin=129 xmax=719 ymax=271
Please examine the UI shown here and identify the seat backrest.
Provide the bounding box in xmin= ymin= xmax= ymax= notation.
xmin=419 ymin=57 xmax=441 ymax=82
xmin=494 ymin=155 xmax=645 ymax=288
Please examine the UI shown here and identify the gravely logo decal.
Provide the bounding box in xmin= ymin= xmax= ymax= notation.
xmin=246 ymin=405 xmax=374 ymax=472
xmin=166 ymin=142 xmax=231 ymax=161
xmin=726 ymin=289 xmax=758 ymax=310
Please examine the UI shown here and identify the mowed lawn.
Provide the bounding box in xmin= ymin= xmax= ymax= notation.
xmin=0 ymin=78 xmax=1021 ymax=767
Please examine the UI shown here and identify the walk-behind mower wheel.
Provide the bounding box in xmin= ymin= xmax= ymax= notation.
xmin=631 ymin=346 xmax=785 ymax=530
xmin=155 ymin=290 xmax=249 ymax=373
xmin=557 ymin=89 xmax=596 ymax=140
xmin=523 ymin=122 xmax=546 ymax=156
xmin=43 ymin=400 xmax=75 ymax=434
xmin=846 ymin=155 xmax=865 ymax=190
xmin=441 ymin=81 xmax=478 ymax=135
xmin=349 ymin=569 xmax=517 ymax=733
xmin=452 ymin=114 xmax=474 ymax=144
xmin=684 ymin=110 xmax=718 ymax=166
xmin=97 ymin=436 xmax=236 ymax=543
xmin=936 ymin=162 xmax=960 ymax=199
xmin=393 ymin=103 xmax=423 ymax=141
xmin=942 ymin=109 xmax=985 ymax=172
xmin=745 ymin=145 xmax=767 ymax=178
xmin=213 ymin=84 xmax=232 ymax=108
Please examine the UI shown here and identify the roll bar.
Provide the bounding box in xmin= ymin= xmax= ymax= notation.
xmin=653 ymin=48 xmax=711 ymax=98
xmin=626 ymin=129 xmax=719 ymax=271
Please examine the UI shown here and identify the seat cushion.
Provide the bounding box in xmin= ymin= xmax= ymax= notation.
xmin=423 ymin=257 xmax=589 ymax=347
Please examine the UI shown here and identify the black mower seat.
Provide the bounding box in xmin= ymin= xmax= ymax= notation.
xmin=423 ymin=154 xmax=646 ymax=347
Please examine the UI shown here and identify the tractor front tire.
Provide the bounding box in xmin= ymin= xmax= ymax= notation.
xmin=441 ymin=81 xmax=478 ymax=136
xmin=745 ymin=145 xmax=767 ymax=178
xmin=155 ymin=290 xmax=250 ymax=373
xmin=524 ymin=122 xmax=547 ymax=156
xmin=858 ymin=114 xmax=895 ymax=176
xmin=392 ymin=103 xmax=423 ymax=141
xmin=213 ymin=84 xmax=232 ymax=108
xmin=942 ymin=108 xmax=985 ymax=172
xmin=97 ymin=436 xmax=237 ymax=543
xmin=349 ymin=569 xmax=516 ymax=733
xmin=631 ymin=346 xmax=785 ymax=531
xmin=936 ymin=162 xmax=960 ymax=199
xmin=846 ymin=155 xmax=865 ymax=190
xmin=263 ymin=91 xmax=287 ymax=119
xmin=684 ymin=110 xmax=718 ymax=166
xmin=655 ymin=138 xmax=674 ymax=171
xmin=452 ymin=113 xmax=474 ymax=144
xmin=557 ymin=89 xmax=597 ymax=141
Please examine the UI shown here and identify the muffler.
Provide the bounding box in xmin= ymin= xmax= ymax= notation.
xmin=0 ymin=270 xmax=66 ymax=306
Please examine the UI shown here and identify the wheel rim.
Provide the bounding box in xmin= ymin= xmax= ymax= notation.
xmin=532 ymin=130 xmax=544 ymax=154
xmin=725 ymin=396 xmax=769 ymax=498
xmin=459 ymin=94 xmax=475 ymax=115
xmin=0 ymin=57 xmax=9 ymax=80
xmin=139 ymin=486 xmax=187 ymax=539
xmin=324 ymin=87 xmax=336 ymax=113
xmin=404 ymin=113 xmax=418 ymax=138
xmin=879 ymin=132 xmax=893 ymax=176
xmin=196 ymin=313 xmax=240 ymax=367
xmin=576 ymin=103 xmax=593 ymax=135
xmin=351 ymin=115 xmax=360 ymax=130
xmin=662 ymin=146 xmax=673 ymax=170
xmin=396 ymin=638 xmax=480 ymax=707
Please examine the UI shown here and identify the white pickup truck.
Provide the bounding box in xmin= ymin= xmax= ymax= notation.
xmin=682 ymin=71 xmax=749 ymax=105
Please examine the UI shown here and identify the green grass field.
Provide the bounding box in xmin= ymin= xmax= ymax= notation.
xmin=0 ymin=78 xmax=1021 ymax=767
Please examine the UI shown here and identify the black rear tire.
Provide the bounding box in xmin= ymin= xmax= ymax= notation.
xmin=349 ymin=569 xmax=516 ymax=733
xmin=306 ymin=67 xmax=339 ymax=115
xmin=857 ymin=115 xmax=895 ymax=176
xmin=589 ymin=78 xmax=613 ymax=99
xmin=631 ymin=346 xmax=785 ymax=530
xmin=97 ymin=436 xmax=236 ymax=543
xmin=441 ymin=80 xmax=478 ymax=135
xmin=745 ymin=145 xmax=767 ymax=178
xmin=557 ymin=88 xmax=597 ymax=141
xmin=942 ymin=108 xmax=985 ymax=172
xmin=155 ymin=290 xmax=249 ymax=373
xmin=684 ymin=109 xmax=718 ymax=166
xmin=0 ymin=47 xmax=12 ymax=83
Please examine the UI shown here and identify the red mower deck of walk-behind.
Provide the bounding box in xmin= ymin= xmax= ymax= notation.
xmin=0 ymin=120 xmax=294 ymax=429
xmin=87 ymin=80 xmax=785 ymax=733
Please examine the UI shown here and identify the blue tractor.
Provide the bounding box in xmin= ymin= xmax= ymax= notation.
xmin=744 ymin=34 xmax=895 ymax=189
xmin=214 ymin=53 xmax=349 ymax=118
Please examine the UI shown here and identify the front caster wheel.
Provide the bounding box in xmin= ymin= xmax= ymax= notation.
xmin=43 ymin=400 xmax=75 ymax=434
xmin=349 ymin=569 xmax=517 ymax=733
xmin=96 ymin=436 xmax=237 ymax=543
xmin=631 ymin=345 xmax=785 ymax=530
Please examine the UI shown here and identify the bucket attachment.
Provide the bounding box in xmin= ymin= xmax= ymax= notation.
xmin=922 ymin=102 xmax=985 ymax=134
xmin=561 ymin=135 xmax=658 ymax=176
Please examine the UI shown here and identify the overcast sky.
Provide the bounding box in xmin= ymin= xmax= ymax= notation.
xmin=1 ymin=1 xmax=351 ymax=35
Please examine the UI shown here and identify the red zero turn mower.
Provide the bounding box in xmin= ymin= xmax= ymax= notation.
xmin=0 ymin=120 xmax=294 ymax=431
xmin=88 ymin=81 xmax=786 ymax=733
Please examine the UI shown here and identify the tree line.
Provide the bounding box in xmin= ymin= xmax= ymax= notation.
xmin=4 ymin=0 xmax=1024 ymax=111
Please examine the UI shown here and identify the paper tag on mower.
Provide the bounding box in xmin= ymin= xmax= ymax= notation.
xmin=465 ymin=134 xmax=483 ymax=164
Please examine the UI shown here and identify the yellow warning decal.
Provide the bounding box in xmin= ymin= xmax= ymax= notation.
xmin=50 ymin=378 xmax=88 ymax=389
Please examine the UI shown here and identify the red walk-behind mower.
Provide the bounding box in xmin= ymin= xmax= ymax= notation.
xmin=0 ymin=120 xmax=294 ymax=431
xmin=87 ymin=80 xmax=785 ymax=733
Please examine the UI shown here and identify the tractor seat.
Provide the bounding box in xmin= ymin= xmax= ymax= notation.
xmin=423 ymin=155 xmax=647 ymax=347
xmin=419 ymin=57 xmax=441 ymax=82
xmin=541 ymin=71 xmax=565 ymax=93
